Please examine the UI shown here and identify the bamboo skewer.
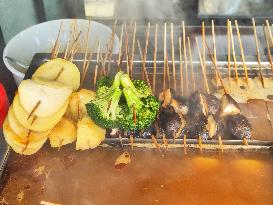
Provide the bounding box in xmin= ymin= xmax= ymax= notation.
xmin=129 ymin=135 xmax=134 ymax=150
xmin=202 ymin=21 xmax=206 ymax=80
xmin=67 ymin=31 xmax=82 ymax=60
xmin=198 ymin=135 xmax=203 ymax=153
xmin=182 ymin=21 xmax=188 ymax=95
xmin=195 ymin=37 xmax=210 ymax=93
xmin=166 ymin=52 xmax=171 ymax=89
xmin=229 ymin=20 xmax=239 ymax=84
xmin=93 ymin=40 xmax=101 ymax=90
xmin=211 ymin=20 xmax=219 ymax=86
xmin=151 ymin=135 xmax=161 ymax=152
xmin=171 ymin=23 xmax=176 ymax=91
xmin=205 ymin=40 xmax=227 ymax=94
xmin=118 ymin=24 xmax=124 ymax=70
xmin=54 ymin=67 xmax=64 ymax=81
xmin=107 ymin=19 xmax=117 ymax=74
xmin=218 ymin=136 xmax=224 ymax=153
xmin=183 ymin=135 xmax=187 ymax=155
xmin=137 ymin=40 xmax=151 ymax=87
xmin=187 ymin=37 xmax=195 ymax=91
xmin=227 ymin=19 xmax=231 ymax=79
xmin=179 ymin=37 xmax=183 ymax=95
xmin=153 ymin=24 xmax=158 ymax=94
xmin=252 ymin=18 xmax=265 ymax=88
xmin=82 ymin=20 xmax=92 ymax=77
xmin=163 ymin=23 xmax=167 ymax=91
xmin=263 ymin=25 xmax=273 ymax=72
xmin=51 ymin=21 xmax=63 ymax=59
xmin=63 ymin=39 xmax=70 ymax=60
xmin=265 ymin=20 xmax=273 ymax=46
xmin=162 ymin=133 xmax=168 ymax=149
xmin=142 ymin=22 xmax=150 ymax=81
xmin=130 ymin=21 xmax=137 ymax=78
xmin=235 ymin=20 xmax=249 ymax=84
xmin=27 ymin=101 xmax=41 ymax=120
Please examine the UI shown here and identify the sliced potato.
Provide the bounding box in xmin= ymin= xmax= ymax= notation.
xmin=3 ymin=118 xmax=48 ymax=155
xmin=68 ymin=92 xmax=80 ymax=121
xmin=13 ymin=94 xmax=68 ymax=132
xmin=76 ymin=117 xmax=106 ymax=150
xmin=68 ymin=89 xmax=96 ymax=121
xmin=18 ymin=79 xmax=72 ymax=117
xmin=33 ymin=58 xmax=80 ymax=91
xmin=78 ymin=89 xmax=96 ymax=117
xmin=48 ymin=117 xmax=76 ymax=148
xmin=7 ymin=107 xmax=29 ymax=138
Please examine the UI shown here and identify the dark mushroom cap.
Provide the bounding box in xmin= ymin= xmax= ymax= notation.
xmin=225 ymin=114 xmax=251 ymax=140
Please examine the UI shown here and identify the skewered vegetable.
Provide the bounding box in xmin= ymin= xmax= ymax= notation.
xmin=225 ymin=114 xmax=251 ymax=140
xmin=86 ymin=72 xmax=123 ymax=129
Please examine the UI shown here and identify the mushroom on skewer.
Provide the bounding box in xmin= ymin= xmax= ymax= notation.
xmin=225 ymin=114 xmax=251 ymax=140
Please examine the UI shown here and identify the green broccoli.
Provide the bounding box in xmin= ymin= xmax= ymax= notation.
xmin=119 ymin=74 xmax=160 ymax=131
xmin=86 ymin=72 xmax=160 ymax=131
xmin=95 ymin=75 xmax=113 ymax=90
xmin=86 ymin=72 xmax=123 ymax=128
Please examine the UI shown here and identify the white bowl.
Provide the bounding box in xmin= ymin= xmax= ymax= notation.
xmin=3 ymin=19 xmax=119 ymax=85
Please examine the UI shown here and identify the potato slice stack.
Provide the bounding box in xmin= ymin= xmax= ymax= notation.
xmin=3 ymin=58 xmax=79 ymax=155
xmin=3 ymin=58 xmax=106 ymax=155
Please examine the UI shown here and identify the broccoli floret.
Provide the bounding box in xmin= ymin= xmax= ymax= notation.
xmin=95 ymin=75 xmax=113 ymax=90
xmin=119 ymin=74 xmax=160 ymax=131
xmin=132 ymin=80 xmax=152 ymax=96
xmin=86 ymin=72 xmax=123 ymax=128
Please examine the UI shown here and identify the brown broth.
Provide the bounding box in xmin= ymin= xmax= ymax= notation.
xmin=0 ymin=146 xmax=272 ymax=205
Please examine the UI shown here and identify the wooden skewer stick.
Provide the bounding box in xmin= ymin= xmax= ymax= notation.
xmin=171 ymin=23 xmax=176 ymax=91
xmin=229 ymin=20 xmax=239 ymax=83
xmin=227 ymin=19 xmax=231 ymax=79
xmin=129 ymin=135 xmax=134 ymax=150
xmin=195 ymin=37 xmax=210 ymax=93
xmin=179 ymin=37 xmax=184 ymax=95
xmin=163 ymin=23 xmax=167 ymax=91
xmin=235 ymin=20 xmax=249 ymax=84
xmin=242 ymin=136 xmax=249 ymax=149
xmin=211 ymin=19 xmax=219 ymax=86
xmin=162 ymin=133 xmax=168 ymax=149
xmin=31 ymin=115 xmax=37 ymax=125
xmin=205 ymin=40 xmax=227 ymax=94
xmin=51 ymin=21 xmax=63 ymax=59
xmin=93 ymin=40 xmax=101 ymax=90
xmin=27 ymin=101 xmax=41 ymax=120
xmin=263 ymin=25 xmax=273 ymax=72
xmin=252 ymin=18 xmax=265 ymax=88
xmin=63 ymin=39 xmax=70 ymax=60
xmin=151 ymin=135 xmax=161 ymax=152
xmin=183 ymin=135 xmax=187 ymax=155
xmin=67 ymin=31 xmax=82 ymax=60
xmin=130 ymin=21 xmax=137 ymax=78
xmin=182 ymin=21 xmax=188 ymax=95
xmin=166 ymin=52 xmax=171 ymax=89
xmin=143 ymin=22 xmax=151 ymax=78
xmin=21 ymin=131 xmax=31 ymax=154
xmin=107 ymin=19 xmax=117 ymax=74
xmin=153 ymin=23 xmax=158 ymax=94
xmin=265 ymin=20 xmax=273 ymax=46
xmin=198 ymin=135 xmax=203 ymax=153
xmin=54 ymin=67 xmax=64 ymax=81
xmin=82 ymin=20 xmax=92 ymax=79
xmin=202 ymin=21 xmax=206 ymax=81
xmin=118 ymin=24 xmax=124 ymax=70
xmin=137 ymin=40 xmax=151 ymax=87
xmin=218 ymin=135 xmax=223 ymax=153
xmin=187 ymin=37 xmax=195 ymax=91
